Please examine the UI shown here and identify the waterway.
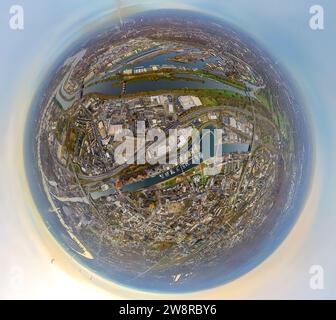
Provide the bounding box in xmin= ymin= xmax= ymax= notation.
xmin=84 ymin=73 xmax=248 ymax=97
xmin=120 ymin=124 xmax=250 ymax=193
xmin=121 ymin=143 xmax=249 ymax=193
xmin=126 ymin=50 xmax=210 ymax=70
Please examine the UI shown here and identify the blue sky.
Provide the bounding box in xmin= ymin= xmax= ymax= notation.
xmin=0 ymin=0 xmax=335 ymax=298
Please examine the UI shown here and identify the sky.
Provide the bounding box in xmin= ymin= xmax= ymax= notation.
xmin=0 ymin=0 xmax=335 ymax=299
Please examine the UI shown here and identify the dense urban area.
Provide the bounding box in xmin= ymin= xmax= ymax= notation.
xmin=35 ymin=11 xmax=299 ymax=288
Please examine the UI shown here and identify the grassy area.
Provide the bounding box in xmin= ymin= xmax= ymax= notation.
xmin=124 ymin=72 xmax=205 ymax=85
xmin=200 ymin=96 xmax=219 ymax=106
xmin=72 ymin=163 xmax=84 ymax=175
xmin=63 ymin=128 xmax=77 ymax=155
xmin=199 ymin=173 xmax=209 ymax=186
xmin=256 ymin=91 xmax=274 ymax=113
xmin=276 ymin=110 xmax=290 ymax=140
xmin=165 ymin=177 xmax=177 ymax=188
xmin=256 ymin=90 xmax=290 ymax=141
xmin=88 ymin=68 xmax=248 ymax=91
xmin=189 ymin=69 xmax=247 ymax=90
xmin=151 ymin=241 xmax=175 ymax=251
xmin=262 ymin=135 xmax=274 ymax=145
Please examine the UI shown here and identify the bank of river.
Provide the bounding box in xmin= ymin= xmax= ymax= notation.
xmin=84 ymin=73 xmax=249 ymax=97
xmin=121 ymin=143 xmax=250 ymax=192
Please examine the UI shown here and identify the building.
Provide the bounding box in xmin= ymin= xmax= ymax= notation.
xmin=108 ymin=124 xmax=123 ymax=136
xmin=168 ymin=104 xmax=174 ymax=113
xmin=229 ymin=117 xmax=237 ymax=128
xmin=151 ymin=95 xmax=168 ymax=106
xmin=123 ymin=69 xmax=133 ymax=75
xmin=178 ymin=96 xmax=202 ymax=110
xmin=98 ymin=121 xmax=107 ymax=139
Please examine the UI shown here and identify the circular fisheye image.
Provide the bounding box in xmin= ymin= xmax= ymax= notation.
xmin=26 ymin=9 xmax=312 ymax=292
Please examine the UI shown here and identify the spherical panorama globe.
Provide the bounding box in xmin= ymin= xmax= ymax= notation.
xmin=25 ymin=9 xmax=313 ymax=292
